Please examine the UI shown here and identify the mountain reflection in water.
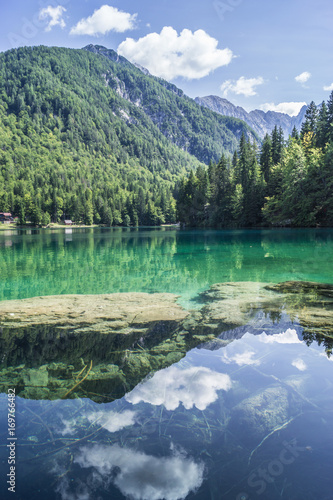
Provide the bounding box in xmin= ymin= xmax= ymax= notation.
xmin=1 ymin=314 xmax=333 ymax=500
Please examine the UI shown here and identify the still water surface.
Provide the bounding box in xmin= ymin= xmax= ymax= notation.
xmin=0 ymin=227 xmax=333 ymax=305
xmin=0 ymin=228 xmax=333 ymax=499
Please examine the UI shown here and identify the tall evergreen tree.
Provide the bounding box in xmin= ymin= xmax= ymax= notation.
xmin=316 ymin=101 xmax=329 ymax=149
xmin=326 ymin=91 xmax=333 ymax=143
xmin=301 ymin=101 xmax=318 ymax=142
xmin=271 ymin=126 xmax=284 ymax=165
xmin=243 ymin=141 xmax=265 ymax=226
xmin=235 ymin=132 xmax=249 ymax=187
xmin=260 ymin=133 xmax=273 ymax=183
xmin=291 ymin=126 xmax=299 ymax=141
xmin=210 ymin=154 xmax=232 ymax=226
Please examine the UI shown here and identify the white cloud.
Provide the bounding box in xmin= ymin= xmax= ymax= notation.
xmin=324 ymin=83 xmax=333 ymax=91
xmin=70 ymin=5 xmax=137 ymax=36
xmin=87 ymin=409 xmax=136 ymax=433
xmin=259 ymin=101 xmax=306 ymax=116
xmin=118 ymin=26 xmax=233 ymax=80
xmin=295 ymin=71 xmax=311 ymax=84
xmin=57 ymin=418 xmax=76 ymax=436
xmin=220 ymin=76 xmax=264 ymax=97
xmin=258 ymin=328 xmax=302 ymax=344
xmin=125 ymin=365 xmax=232 ymax=411
xmin=39 ymin=6 xmax=66 ymax=32
xmin=75 ymin=444 xmax=204 ymax=500
xmin=221 ymin=349 xmax=260 ymax=366
xmin=292 ymin=358 xmax=307 ymax=371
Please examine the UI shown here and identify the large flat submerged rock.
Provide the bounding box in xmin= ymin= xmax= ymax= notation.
xmin=0 ymin=292 xmax=188 ymax=335
xmin=0 ymin=292 xmax=193 ymax=401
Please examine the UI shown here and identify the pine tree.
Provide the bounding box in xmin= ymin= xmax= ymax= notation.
xmin=260 ymin=134 xmax=273 ymax=183
xmin=235 ymin=132 xmax=249 ymax=187
xmin=243 ymin=141 xmax=265 ymax=226
xmin=291 ymin=126 xmax=299 ymax=141
xmin=231 ymin=184 xmax=244 ymax=225
xmin=271 ymin=126 xmax=284 ymax=165
xmin=316 ymin=102 xmax=329 ymax=149
xmin=191 ymin=166 xmax=209 ymax=226
xmin=301 ymin=101 xmax=318 ymax=142
xmin=326 ymin=91 xmax=333 ymax=143
xmin=211 ymin=154 xmax=232 ymax=226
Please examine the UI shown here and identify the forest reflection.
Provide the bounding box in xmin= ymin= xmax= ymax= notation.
xmin=0 ymin=227 xmax=332 ymax=303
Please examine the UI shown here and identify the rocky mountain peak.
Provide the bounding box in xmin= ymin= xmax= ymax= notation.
xmin=195 ymin=95 xmax=308 ymax=139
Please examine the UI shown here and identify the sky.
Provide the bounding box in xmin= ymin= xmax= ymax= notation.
xmin=0 ymin=0 xmax=332 ymax=116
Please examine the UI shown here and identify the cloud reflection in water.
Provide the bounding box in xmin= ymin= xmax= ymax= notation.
xmin=125 ymin=365 xmax=232 ymax=410
xmin=71 ymin=444 xmax=204 ymax=500
xmin=87 ymin=409 xmax=137 ymax=432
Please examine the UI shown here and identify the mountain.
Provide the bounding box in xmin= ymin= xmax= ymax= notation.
xmin=195 ymin=95 xmax=307 ymax=139
xmin=0 ymin=44 xmax=258 ymax=225
xmin=82 ymin=44 xmax=259 ymax=160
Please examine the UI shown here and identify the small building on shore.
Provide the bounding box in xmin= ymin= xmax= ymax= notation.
xmin=64 ymin=220 xmax=73 ymax=225
xmin=0 ymin=212 xmax=13 ymax=223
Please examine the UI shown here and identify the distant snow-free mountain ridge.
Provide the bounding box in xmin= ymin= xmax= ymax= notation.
xmin=195 ymin=95 xmax=307 ymax=139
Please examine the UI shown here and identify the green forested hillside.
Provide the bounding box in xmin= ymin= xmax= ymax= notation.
xmin=0 ymin=45 xmax=256 ymax=225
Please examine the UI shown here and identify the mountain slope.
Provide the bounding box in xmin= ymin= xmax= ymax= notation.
xmin=1 ymin=45 xmax=200 ymax=180
xmin=195 ymin=95 xmax=307 ymax=139
xmin=82 ymin=44 xmax=259 ymax=161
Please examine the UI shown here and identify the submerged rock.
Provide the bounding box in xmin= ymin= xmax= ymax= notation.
xmin=197 ymin=280 xmax=333 ymax=343
xmin=0 ymin=292 xmax=188 ymax=335
xmin=266 ymin=280 xmax=333 ymax=298
xmin=0 ymin=293 xmax=192 ymax=401
xmin=0 ymin=292 xmax=216 ymax=401
xmin=230 ymin=386 xmax=291 ymax=442
xmin=0 ymin=292 xmax=189 ymax=371
xmin=264 ymin=281 xmax=333 ymax=341
xmin=197 ymin=281 xmax=271 ymax=332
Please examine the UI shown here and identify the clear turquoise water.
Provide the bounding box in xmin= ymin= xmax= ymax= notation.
xmin=0 ymin=227 xmax=333 ymax=306
xmin=1 ymin=228 xmax=333 ymax=500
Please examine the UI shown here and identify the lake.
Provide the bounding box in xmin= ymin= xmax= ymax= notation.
xmin=0 ymin=227 xmax=333 ymax=500
xmin=1 ymin=227 xmax=333 ymax=305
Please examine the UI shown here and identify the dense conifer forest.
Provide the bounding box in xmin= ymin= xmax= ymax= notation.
xmin=0 ymin=45 xmax=332 ymax=227
xmin=177 ymin=95 xmax=333 ymax=227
